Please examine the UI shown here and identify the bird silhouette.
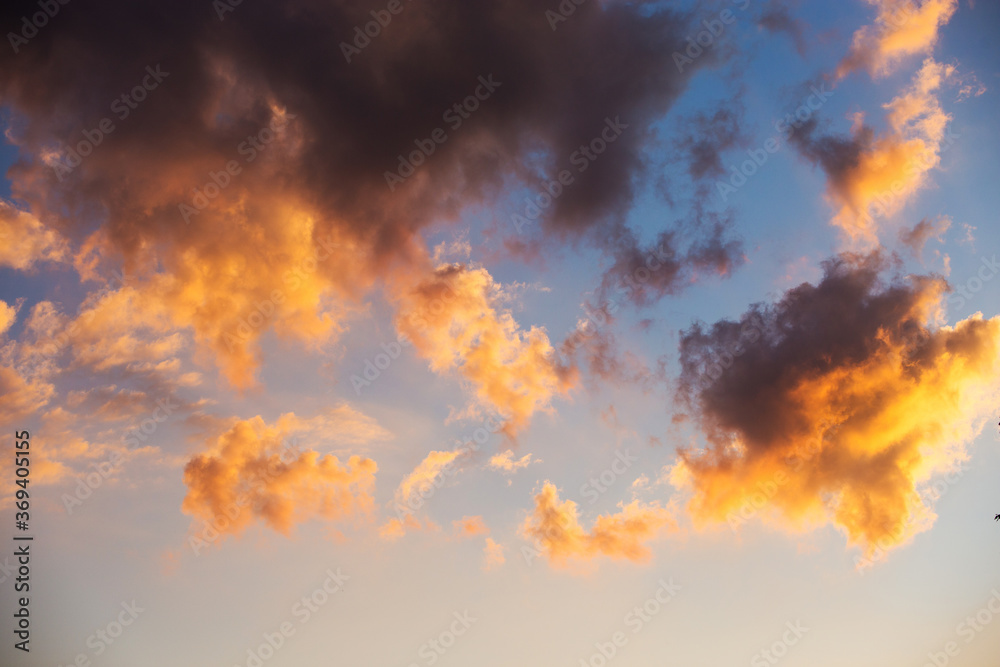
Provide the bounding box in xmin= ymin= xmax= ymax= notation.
xmin=995 ymin=514 xmax=1000 ymax=521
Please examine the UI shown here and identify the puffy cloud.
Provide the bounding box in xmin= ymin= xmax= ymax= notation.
xmin=182 ymin=413 xmax=378 ymax=538
xmin=0 ymin=200 xmax=68 ymax=270
xmin=482 ymin=537 xmax=506 ymax=571
xmin=522 ymin=482 xmax=676 ymax=567
xmin=674 ymin=252 xmax=1000 ymax=556
xmin=837 ymin=0 xmax=958 ymax=79
xmin=792 ymin=59 xmax=955 ymax=243
xmin=489 ymin=450 xmax=538 ymax=474
xmin=393 ymin=264 xmax=575 ymax=434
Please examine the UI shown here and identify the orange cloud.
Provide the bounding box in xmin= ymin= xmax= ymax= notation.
xmin=396 ymin=449 xmax=463 ymax=506
xmin=795 ymin=59 xmax=955 ymax=243
xmin=182 ymin=413 xmax=378 ymax=539
xmin=521 ymin=482 xmax=676 ymax=568
xmin=837 ymin=0 xmax=958 ymax=79
xmin=378 ymin=514 xmax=440 ymax=541
xmin=675 ymin=253 xmax=1000 ymax=557
xmin=71 ymin=205 xmax=362 ymax=388
xmin=453 ymin=515 xmax=489 ymax=538
xmin=0 ymin=200 xmax=68 ymax=270
xmin=489 ymin=449 xmax=538 ymax=473
xmin=393 ymin=264 xmax=576 ymax=434
xmin=483 ymin=537 xmax=506 ymax=571
xmin=0 ymin=366 xmax=54 ymax=427
xmin=0 ymin=300 xmax=16 ymax=336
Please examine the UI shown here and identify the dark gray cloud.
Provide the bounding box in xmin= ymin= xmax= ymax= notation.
xmin=0 ymin=0 xmax=727 ymax=259
xmin=758 ymin=1 xmax=808 ymax=56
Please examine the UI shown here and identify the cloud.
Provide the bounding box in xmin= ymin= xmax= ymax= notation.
xmin=521 ymin=481 xmax=676 ymax=567
xmin=899 ymin=215 xmax=951 ymax=256
xmin=55 ymin=285 xmax=184 ymax=372
xmin=0 ymin=304 xmax=56 ymax=426
xmin=673 ymin=105 xmax=746 ymax=181
xmin=395 ymin=448 xmax=464 ymax=507
xmin=453 ymin=515 xmax=489 ymax=538
xmin=296 ymin=403 xmax=394 ymax=451
xmin=594 ymin=211 xmax=743 ymax=310
xmin=65 ymin=385 xmax=152 ymax=421
xmin=791 ymin=59 xmax=955 ymax=243
xmin=0 ymin=300 xmax=16 ymax=338
xmin=393 ymin=264 xmax=576 ymax=434
xmin=758 ymin=2 xmax=809 ymax=56
xmin=489 ymin=450 xmax=538 ymax=473
xmin=0 ymin=0 xmax=717 ymax=394
xmin=0 ymin=365 xmax=55 ymax=426
xmin=556 ymin=312 xmax=660 ymax=391
xmin=0 ymin=200 xmax=68 ymax=270
xmin=836 ymin=0 xmax=958 ymax=79
xmin=482 ymin=537 xmax=506 ymax=571
xmin=674 ymin=252 xmax=1000 ymax=556
xmin=182 ymin=413 xmax=378 ymax=538
xmin=379 ymin=514 xmax=440 ymax=541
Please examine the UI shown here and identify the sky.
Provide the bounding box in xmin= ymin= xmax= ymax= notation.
xmin=0 ymin=0 xmax=999 ymax=666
